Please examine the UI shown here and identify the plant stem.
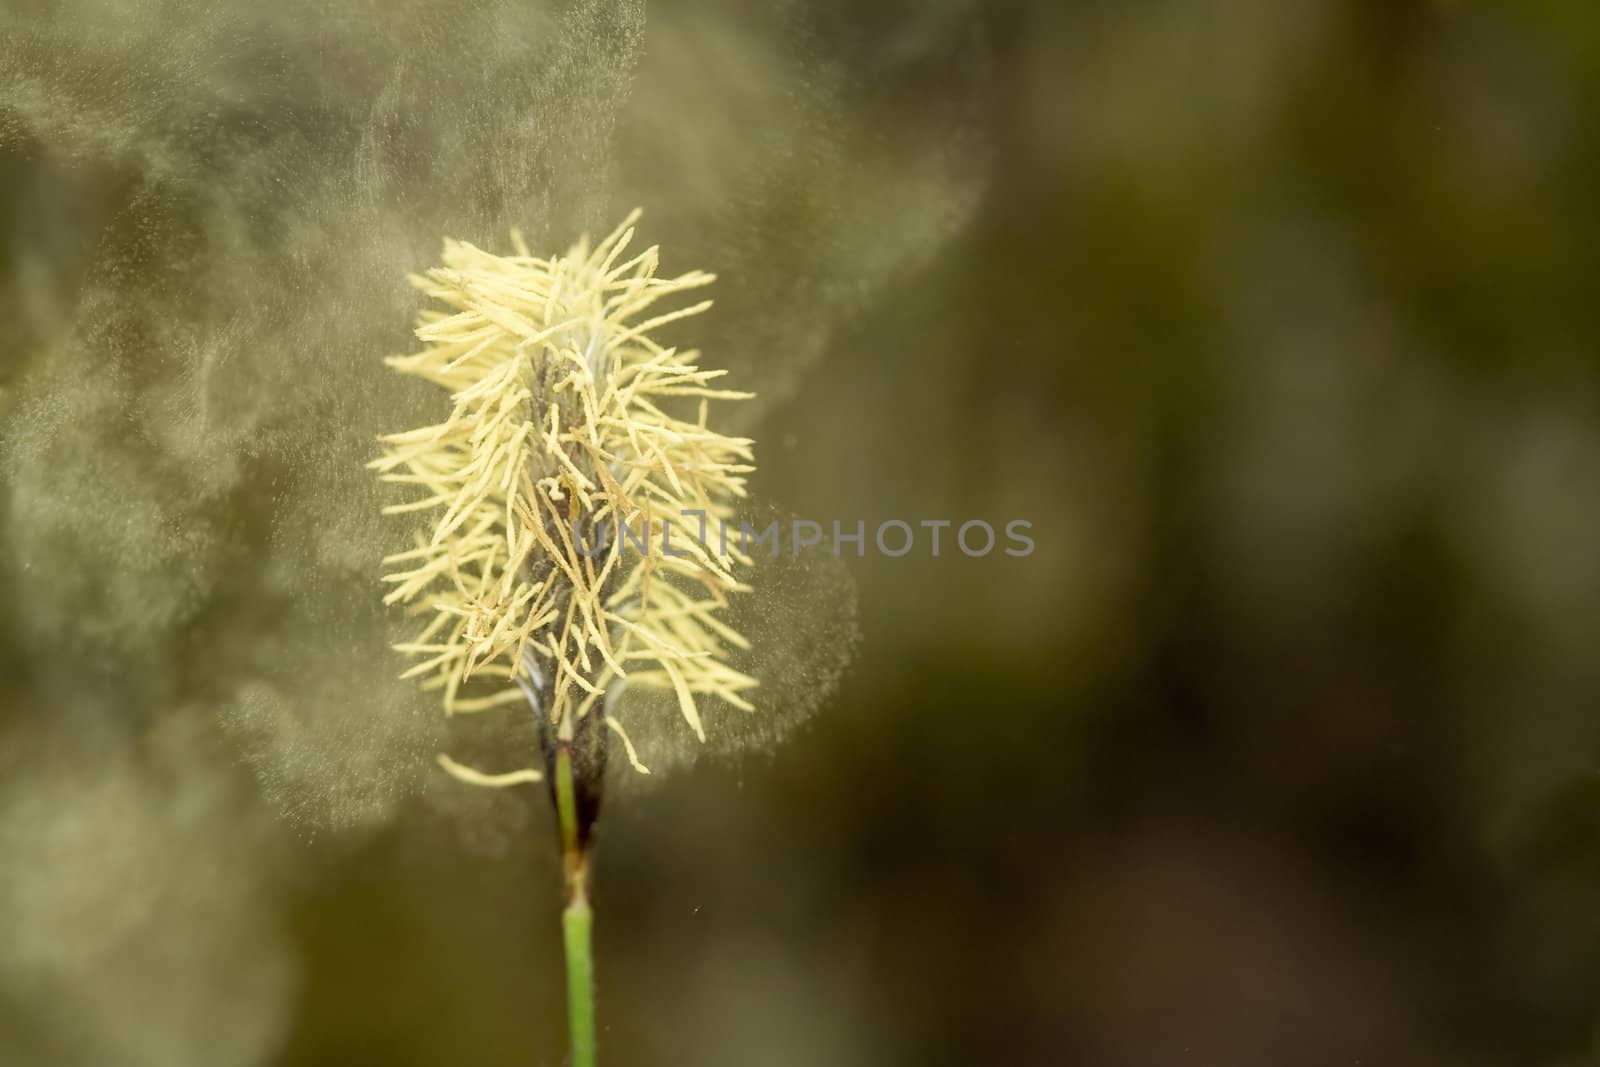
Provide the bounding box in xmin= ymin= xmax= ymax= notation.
xmin=554 ymin=743 xmax=597 ymax=1067
xmin=562 ymin=891 xmax=595 ymax=1067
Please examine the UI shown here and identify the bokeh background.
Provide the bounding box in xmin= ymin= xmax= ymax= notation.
xmin=4 ymin=1 xmax=1600 ymax=1065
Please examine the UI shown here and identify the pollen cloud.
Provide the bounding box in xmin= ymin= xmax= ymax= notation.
xmin=0 ymin=1 xmax=986 ymax=1062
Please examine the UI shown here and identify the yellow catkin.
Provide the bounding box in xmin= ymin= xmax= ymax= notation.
xmin=371 ymin=212 xmax=758 ymax=784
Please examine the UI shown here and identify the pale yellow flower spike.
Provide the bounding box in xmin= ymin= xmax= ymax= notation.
xmin=371 ymin=212 xmax=758 ymax=785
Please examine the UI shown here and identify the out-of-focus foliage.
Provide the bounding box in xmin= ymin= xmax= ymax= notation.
xmin=3 ymin=1 xmax=1599 ymax=1066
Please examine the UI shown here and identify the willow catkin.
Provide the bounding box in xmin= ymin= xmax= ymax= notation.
xmin=370 ymin=211 xmax=757 ymax=786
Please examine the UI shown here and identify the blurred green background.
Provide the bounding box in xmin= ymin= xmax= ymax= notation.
xmin=4 ymin=1 xmax=1600 ymax=1065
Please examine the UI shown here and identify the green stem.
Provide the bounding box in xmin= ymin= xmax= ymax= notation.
xmin=554 ymin=744 xmax=596 ymax=1067
xmin=563 ymin=892 xmax=595 ymax=1067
